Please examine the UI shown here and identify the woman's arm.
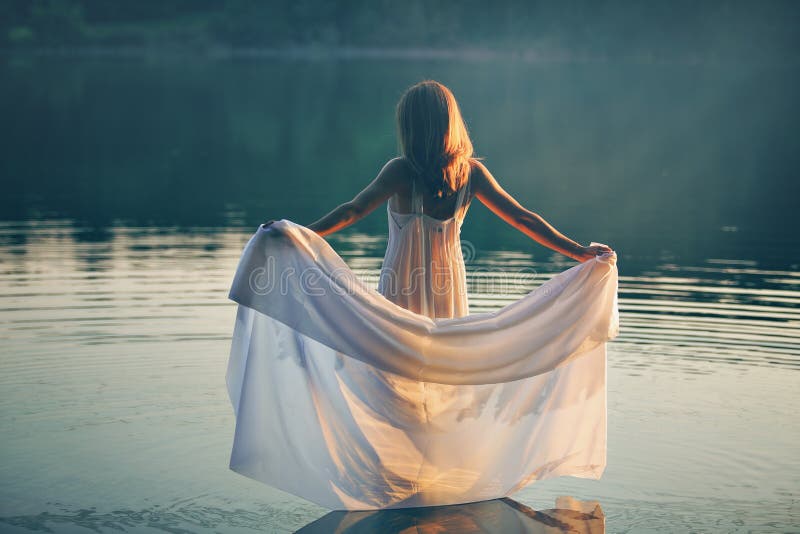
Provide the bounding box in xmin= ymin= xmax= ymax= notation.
xmin=303 ymin=158 xmax=405 ymax=237
xmin=472 ymin=160 xmax=612 ymax=262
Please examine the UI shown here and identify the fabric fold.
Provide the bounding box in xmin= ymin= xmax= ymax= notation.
xmin=228 ymin=220 xmax=618 ymax=385
xmin=225 ymin=219 xmax=618 ymax=510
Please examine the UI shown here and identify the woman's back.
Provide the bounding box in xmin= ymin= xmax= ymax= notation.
xmin=378 ymin=159 xmax=473 ymax=319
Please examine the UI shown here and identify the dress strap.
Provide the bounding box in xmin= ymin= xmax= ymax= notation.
xmin=411 ymin=177 xmax=424 ymax=214
xmin=455 ymin=173 xmax=471 ymax=221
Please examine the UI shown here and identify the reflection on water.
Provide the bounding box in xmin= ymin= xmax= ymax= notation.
xmin=2 ymin=221 xmax=795 ymax=373
xmin=0 ymin=497 xmax=602 ymax=534
xmin=295 ymin=497 xmax=604 ymax=533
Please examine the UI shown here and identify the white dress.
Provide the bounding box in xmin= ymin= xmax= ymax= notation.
xmin=378 ymin=176 xmax=471 ymax=319
xmin=225 ymin=176 xmax=618 ymax=511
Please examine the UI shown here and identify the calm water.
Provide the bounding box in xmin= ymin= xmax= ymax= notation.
xmin=1 ymin=56 xmax=798 ymax=533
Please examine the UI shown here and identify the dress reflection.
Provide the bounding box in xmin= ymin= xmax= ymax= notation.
xmin=294 ymin=496 xmax=604 ymax=533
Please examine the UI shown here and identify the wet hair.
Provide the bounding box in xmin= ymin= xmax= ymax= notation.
xmin=396 ymin=80 xmax=476 ymax=198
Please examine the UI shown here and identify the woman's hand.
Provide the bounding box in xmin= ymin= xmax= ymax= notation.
xmin=574 ymin=243 xmax=614 ymax=262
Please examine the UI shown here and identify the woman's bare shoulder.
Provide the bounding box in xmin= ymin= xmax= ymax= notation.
xmin=378 ymin=156 xmax=415 ymax=188
xmin=384 ymin=155 xmax=415 ymax=174
xmin=468 ymin=157 xmax=493 ymax=190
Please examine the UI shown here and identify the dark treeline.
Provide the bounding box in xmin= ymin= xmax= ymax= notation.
xmin=3 ymin=56 xmax=798 ymax=267
xmin=1 ymin=0 xmax=798 ymax=62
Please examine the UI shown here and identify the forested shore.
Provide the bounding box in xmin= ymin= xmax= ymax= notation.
xmin=1 ymin=1 xmax=796 ymax=63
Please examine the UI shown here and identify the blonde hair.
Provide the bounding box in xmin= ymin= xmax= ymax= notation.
xmin=396 ymin=80 xmax=476 ymax=198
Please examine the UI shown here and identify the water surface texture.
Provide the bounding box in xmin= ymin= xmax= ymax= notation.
xmin=1 ymin=57 xmax=798 ymax=532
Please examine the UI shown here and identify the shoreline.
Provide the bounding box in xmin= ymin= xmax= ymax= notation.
xmin=1 ymin=45 xmax=793 ymax=66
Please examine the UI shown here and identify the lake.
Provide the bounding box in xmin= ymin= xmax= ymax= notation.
xmin=0 ymin=54 xmax=798 ymax=532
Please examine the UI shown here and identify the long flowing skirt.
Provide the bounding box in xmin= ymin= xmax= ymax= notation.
xmin=225 ymin=220 xmax=618 ymax=510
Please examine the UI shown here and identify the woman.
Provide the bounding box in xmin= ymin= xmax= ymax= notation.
xmin=235 ymin=80 xmax=618 ymax=510
xmin=297 ymin=80 xmax=612 ymax=320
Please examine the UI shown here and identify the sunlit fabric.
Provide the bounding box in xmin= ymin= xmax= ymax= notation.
xmin=377 ymin=177 xmax=472 ymax=319
xmin=226 ymin=212 xmax=618 ymax=510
